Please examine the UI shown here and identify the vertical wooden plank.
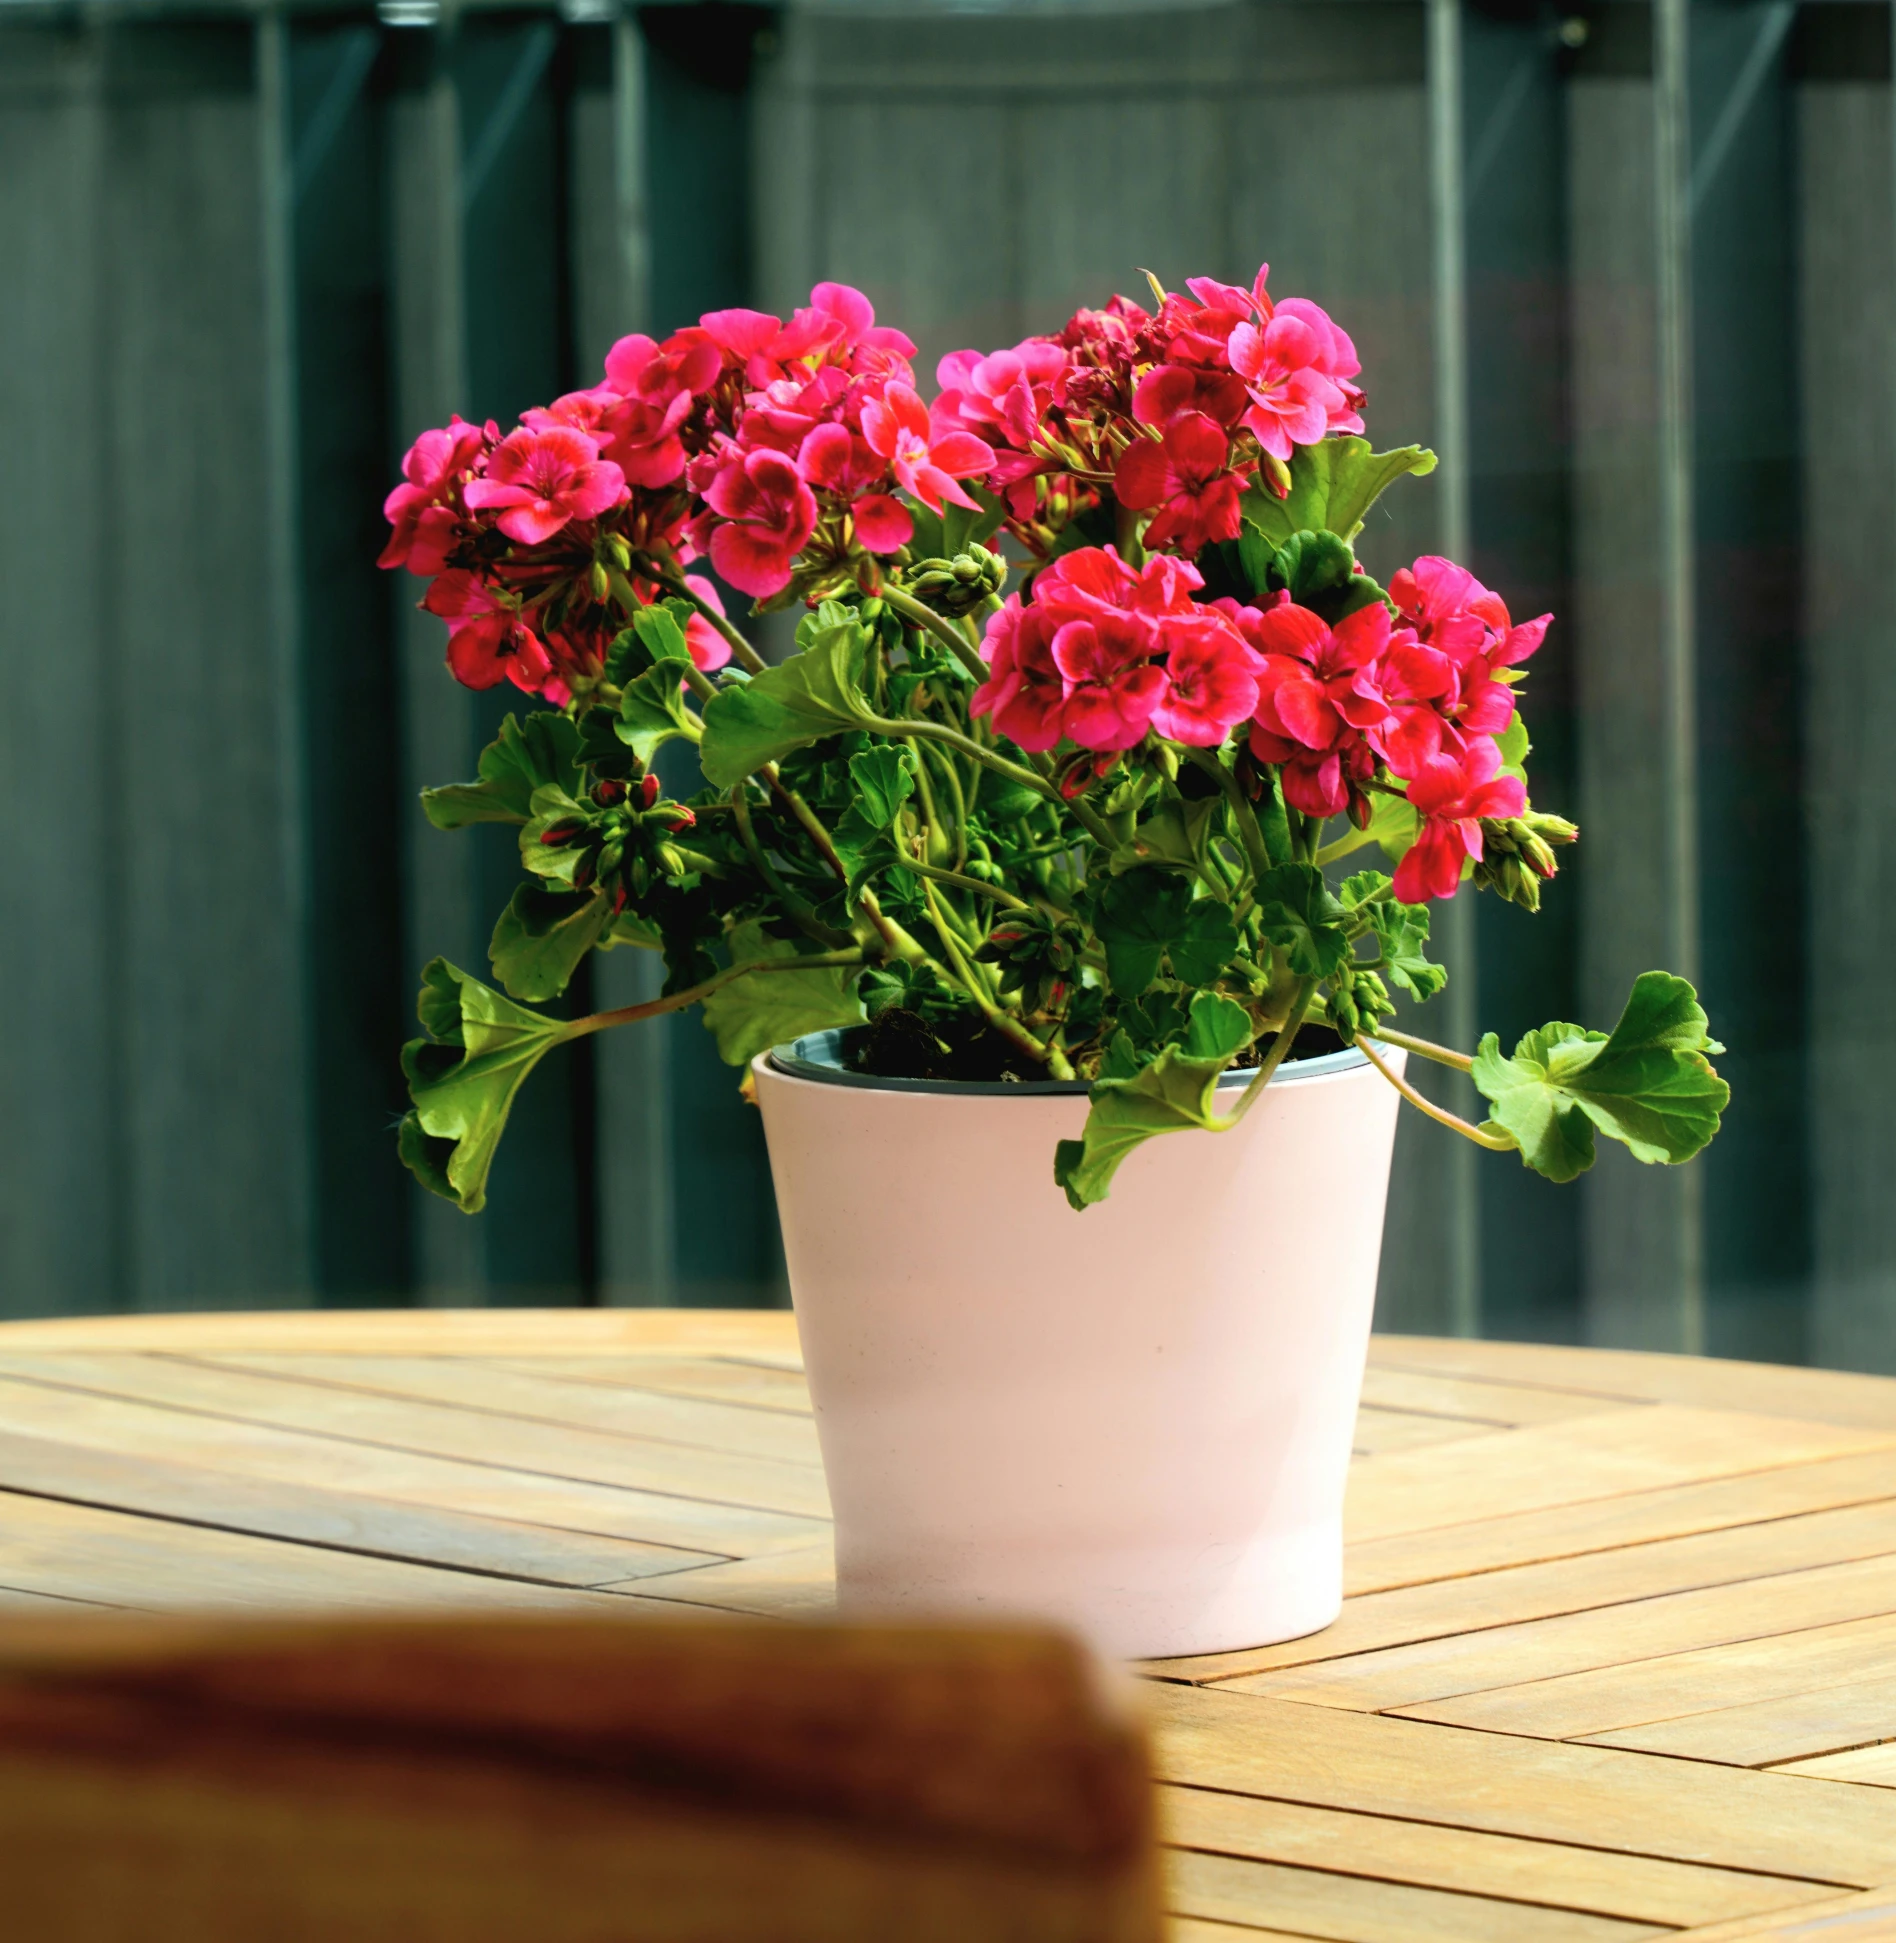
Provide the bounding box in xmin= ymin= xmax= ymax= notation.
xmin=0 ymin=24 xmax=120 ymax=1318
xmin=104 ymin=19 xmax=315 ymax=1310
xmin=1687 ymin=0 xmax=1806 ymax=1364
xmin=1569 ymin=18 xmax=1699 ymax=1355
xmin=279 ymin=13 xmax=416 ymax=1306
xmin=1461 ymin=6 xmax=1582 ymax=1345
xmin=1797 ymin=7 xmax=1896 ymax=1375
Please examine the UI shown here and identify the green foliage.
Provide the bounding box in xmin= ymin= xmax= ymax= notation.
xmin=847 ymin=746 xmax=915 ymax=829
xmin=488 ymin=884 xmax=613 ymax=1003
xmin=698 ymin=614 xmax=873 ymax=785
xmin=1472 ymin=972 xmax=1730 ymax=1183
xmin=1342 ymin=872 xmax=1446 ymax=1003
xmin=421 ymin=713 xmax=583 ymax=831
xmin=1256 ymin=863 xmax=1350 ymax=977
xmin=399 ymin=959 xmax=578 ymax=1213
xmin=616 ymin=662 xmax=700 ymax=765
xmin=634 ymin=599 xmax=696 ymax=664
xmin=1241 ymin=437 xmax=1438 ymax=549
xmin=1168 ymin=900 xmax=1241 ymax=986
xmin=1053 ymin=992 xmax=1253 ymax=1209
xmin=1093 ymin=867 xmax=1195 ymax=996
xmin=700 ymin=921 xmax=866 ymax=1067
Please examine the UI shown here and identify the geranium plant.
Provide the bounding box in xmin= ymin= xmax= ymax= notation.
xmin=386 ymin=268 xmax=1728 ymax=1213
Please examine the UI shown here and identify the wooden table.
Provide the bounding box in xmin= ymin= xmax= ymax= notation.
xmin=0 ymin=1312 xmax=1893 ymax=1942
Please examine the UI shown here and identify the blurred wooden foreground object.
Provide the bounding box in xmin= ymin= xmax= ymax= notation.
xmin=0 ymin=1611 xmax=1162 ymax=1943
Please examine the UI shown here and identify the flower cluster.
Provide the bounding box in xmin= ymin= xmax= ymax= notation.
xmin=931 ymin=264 xmax=1362 ymax=559
xmin=381 ymin=282 xmax=995 ymax=704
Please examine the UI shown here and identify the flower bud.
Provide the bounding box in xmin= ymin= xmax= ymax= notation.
xmin=589 ymin=561 xmax=611 ymax=601
xmin=592 ymin=778 xmax=628 ymax=808
xmin=903 ymin=545 xmax=1006 ymax=617
xmin=604 ymin=534 xmax=632 ymax=572
xmin=538 ymin=818 xmax=589 ymax=848
xmin=639 ymin=774 xmax=661 ymax=809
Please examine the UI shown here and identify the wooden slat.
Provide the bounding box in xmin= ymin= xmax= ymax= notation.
xmin=0 ymin=1309 xmax=804 ymax=1359
xmin=1350 ymin=1407 xmax=1499 ymax=1456
xmin=1666 ymin=1885 xmax=1896 ymax=1940
xmin=1388 ymin=1612 xmax=1896 ymax=1741
xmin=1228 ymin=1553 xmax=1896 ymax=1715
xmin=0 ymin=1491 xmax=645 ymax=1614
xmin=0 ymin=1369 xmax=827 ymax=1557
xmin=623 ymin=1542 xmax=838 ymax=1618
xmin=1358 ymin=1366 xmax=1644 ymax=1427
xmin=1370 ymin=1338 xmax=1896 ymax=1435
xmin=0 ymin=1356 xmax=831 ymax=1519
xmin=1157 ymin=1496 xmax=1896 ymax=1684
xmin=487 ymin=1354 xmax=816 ymax=1416
xmin=1169 ymin=1922 xmax=1326 ymax=1943
xmin=1343 ymin=1446 xmax=1896 ymax=1597
xmin=1771 ymin=1742 xmax=1896 ymax=1786
xmin=1164 ymin=1846 xmax=1663 ymax=1942
xmin=176 ymin=1354 xmax=825 ymax=1467
xmin=1158 ymin=1786 xmax=1834 ymax=1929
xmin=1147 ymin=1682 xmax=1896 ymax=1884
xmin=0 ymin=1424 xmax=709 ymax=1587
xmin=1344 ymin=1406 xmax=1896 ymax=1545
xmin=1582 ymin=1674 xmax=1896 ymax=1766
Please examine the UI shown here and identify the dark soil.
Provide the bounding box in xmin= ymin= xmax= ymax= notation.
xmin=848 ymin=1009 xmax=1351 ymax=1084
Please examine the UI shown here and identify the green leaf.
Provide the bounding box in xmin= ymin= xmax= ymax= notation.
xmin=489 ymin=884 xmax=613 ymax=1002
xmin=519 ymin=782 xmax=595 ymax=885
xmin=1369 ymin=898 xmax=1446 ymax=1002
xmin=1167 ymin=900 xmax=1241 ymax=986
xmin=634 ymin=599 xmax=696 ymax=665
xmin=699 ymin=619 xmax=873 ymax=786
xmin=847 ymin=746 xmax=915 ymax=829
xmin=1241 ymin=438 xmax=1438 ymax=549
xmin=1053 ymin=1041 xmax=1236 ymax=1210
xmin=421 ymin=712 xmax=583 ymax=831
xmin=942 ymin=483 xmax=1007 ymax=554
xmin=1094 ymin=866 xmax=1194 ymax=998
xmin=700 ymin=920 xmax=866 ymax=1067
xmin=400 ymin=959 xmax=578 ymax=1213
xmin=1256 ymin=863 xmax=1350 ymax=977
xmin=1471 ymin=971 xmax=1730 ymax=1184
xmin=1368 ymin=785 xmax=1419 ymax=863
xmin=616 ymin=661 xmax=700 ymax=765
xmin=1183 ymin=989 xmax=1254 ymax=1062
xmin=1273 ymin=529 xmax=1357 ymax=602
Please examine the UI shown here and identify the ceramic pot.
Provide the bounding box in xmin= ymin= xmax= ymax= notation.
xmin=752 ymin=1034 xmax=1405 ymax=1659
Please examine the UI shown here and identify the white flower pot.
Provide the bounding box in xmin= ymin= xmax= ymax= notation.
xmin=752 ymin=1036 xmax=1405 ymax=1660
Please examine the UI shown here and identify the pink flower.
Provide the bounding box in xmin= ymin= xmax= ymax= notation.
xmin=1113 ymin=412 xmax=1252 ymax=557
xmin=795 ymin=421 xmax=913 ymax=554
xmin=1226 ymin=311 xmax=1345 ymax=461
xmin=860 ymin=382 xmax=995 ymax=513
xmin=934 ymin=341 xmax=1066 ymax=448
xmin=680 ymin=574 xmax=732 ymax=673
xmin=462 ymin=428 xmax=625 ymax=545
xmin=379 ymin=416 xmax=485 ymax=573
xmin=1050 ymin=614 xmax=1167 ymax=752
xmin=1350 ymin=632 xmax=1456 ymax=777
xmin=1149 ymin=616 xmax=1260 ymax=745
xmin=593 ymin=330 xmax=722 ymax=487
xmin=1033 ymin=547 xmax=1202 ymax=639
xmin=422 ymin=570 xmax=553 ymax=694
xmin=970 ymin=597 xmax=1068 ymax=752
xmin=1394 ymin=738 xmax=1527 ymax=903
xmin=1247 ymin=600 xmax=1393 ymax=816
xmin=1272 ymin=298 xmax=1364 ymax=435
xmin=703 ymin=447 xmax=818 ymax=598
xmin=1388 ymin=556 xmax=1552 ymax=749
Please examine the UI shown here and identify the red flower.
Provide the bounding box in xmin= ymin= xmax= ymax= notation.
xmin=422 ymin=571 xmax=553 ymax=694
xmin=1227 ymin=311 xmax=1345 ymax=462
xmin=796 ymin=421 xmax=913 ymax=555
xmin=1149 ymin=615 xmax=1260 ymax=746
xmin=1114 ymin=411 xmax=1253 ymax=556
xmin=462 ymin=428 xmax=625 ymax=545
xmin=1393 ymin=738 xmax=1527 ymax=903
xmin=379 ymin=415 xmax=485 ymax=573
xmin=703 ymin=447 xmax=818 ymax=598
xmin=1247 ymin=600 xmax=1393 ymax=816
xmin=680 ymin=574 xmax=732 ymax=673
xmin=1050 ymin=613 xmax=1167 ymax=752
xmin=1033 ymin=547 xmax=1202 ymax=640
xmin=859 ymin=381 xmax=994 ymax=513
xmin=970 ymin=597 xmax=1068 ymax=752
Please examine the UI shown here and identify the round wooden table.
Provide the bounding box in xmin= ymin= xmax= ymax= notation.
xmin=0 ymin=1309 xmax=1893 ymax=1941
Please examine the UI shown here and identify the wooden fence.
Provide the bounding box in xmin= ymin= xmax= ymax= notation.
xmin=0 ymin=0 xmax=1886 ymax=1372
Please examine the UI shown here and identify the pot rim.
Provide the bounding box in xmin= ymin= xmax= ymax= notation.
xmin=764 ymin=1028 xmax=1374 ymax=1097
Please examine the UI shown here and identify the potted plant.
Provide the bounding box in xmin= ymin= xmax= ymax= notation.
xmin=384 ymin=268 xmax=1728 ymax=1657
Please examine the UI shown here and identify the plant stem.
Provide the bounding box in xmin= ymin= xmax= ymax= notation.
xmin=900 ymin=855 xmax=1031 ymax=911
xmin=1220 ymin=977 xmax=1318 ymax=1126
xmin=570 ymin=950 xmax=864 ymax=1039
xmin=1372 ymin=1025 xmax=1475 ymax=1073
xmin=1315 ymin=824 xmax=1379 ymax=867
xmin=917 ymin=878 xmax=1071 ymax=1077
xmin=880 ymin=584 xmax=990 ymax=683
xmin=1187 ymin=749 xmax=1273 ymax=883
xmin=635 ymin=555 xmax=769 ymax=676
xmin=730 ymin=790 xmax=854 ymax=950
xmin=1354 ymin=1035 xmax=1514 ymax=1149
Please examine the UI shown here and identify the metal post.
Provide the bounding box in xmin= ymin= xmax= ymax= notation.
xmin=1653 ymin=0 xmax=1705 ymax=1353
xmin=1428 ymin=0 xmax=1481 ymax=1340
